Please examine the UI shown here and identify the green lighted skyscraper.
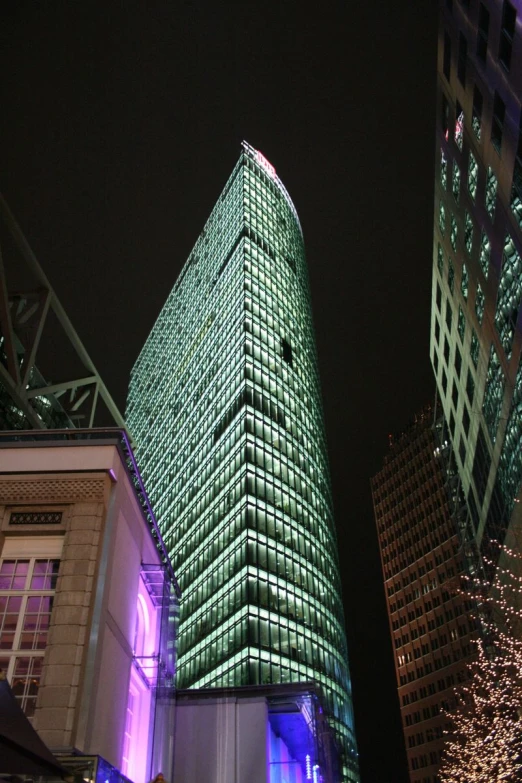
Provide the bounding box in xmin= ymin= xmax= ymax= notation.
xmin=126 ymin=141 xmax=358 ymax=781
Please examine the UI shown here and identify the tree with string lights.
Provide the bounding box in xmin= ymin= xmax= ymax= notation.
xmin=439 ymin=544 xmax=522 ymax=783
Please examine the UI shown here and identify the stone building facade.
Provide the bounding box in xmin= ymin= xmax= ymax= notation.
xmin=0 ymin=431 xmax=178 ymax=783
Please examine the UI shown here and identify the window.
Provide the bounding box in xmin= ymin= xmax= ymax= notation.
xmin=485 ymin=167 xmax=497 ymax=219
xmin=464 ymin=213 xmax=473 ymax=255
xmin=443 ymin=31 xmax=452 ymax=81
xmin=458 ymin=307 xmax=466 ymax=341
xmin=472 ymin=86 xmax=483 ymax=139
xmin=479 ymin=231 xmax=490 ymax=278
xmin=494 ymin=234 xmax=522 ymax=360
xmin=475 ymin=285 xmax=485 ymax=324
xmin=458 ymin=33 xmax=467 ymax=86
xmin=468 ymin=152 xmax=478 ymax=200
xmin=450 ymin=214 xmax=458 ymax=252
xmin=499 ymin=1 xmax=516 ymax=71
xmin=452 ymin=163 xmax=460 ymax=202
xmin=0 ymin=544 xmax=61 ymax=717
xmin=446 ymin=303 xmax=453 ymax=332
xmin=511 ymin=117 xmax=522 ymax=230
xmin=448 ymin=259 xmax=455 ymax=293
xmin=482 ymin=347 xmax=505 ymax=442
xmin=470 ymin=331 xmax=480 ymax=367
xmin=441 ymin=150 xmax=448 ymax=189
xmin=455 ymin=345 xmax=462 ymax=377
xmin=437 ymin=244 xmax=444 ymax=275
xmin=466 ymin=368 xmax=475 ymax=403
xmin=439 ymin=202 xmax=446 ymax=235
xmin=491 ymin=93 xmax=506 ymax=155
xmin=463 ymin=405 xmax=470 ymax=435
xmin=455 ymin=102 xmax=464 ymax=151
xmin=477 ymin=3 xmax=489 ymax=63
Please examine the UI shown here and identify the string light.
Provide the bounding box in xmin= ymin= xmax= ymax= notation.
xmin=439 ymin=542 xmax=522 ymax=782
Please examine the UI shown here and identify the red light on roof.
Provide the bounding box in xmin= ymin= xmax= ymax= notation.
xmin=256 ymin=150 xmax=276 ymax=179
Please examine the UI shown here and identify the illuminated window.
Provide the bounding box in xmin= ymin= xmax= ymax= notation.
xmin=452 ymin=163 xmax=460 ymax=202
xmin=450 ymin=215 xmax=457 ymax=252
xmin=479 ymin=231 xmax=490 ymax=278
xmin=461 ymin=264 xmax=469 ymax=300
xmin=0 ymin=554 xmax=60 ymax=716
xmin=468 ymin=152 xmax=478 ymax=200
xmin=482 ymin=346 xmax=505 ymax=442
xmin=475 ymin=285 xmax=485 ymax=324
xmin=464 ymin=213 xmax=473 ymax=255
xmin=455 ymin=103 xmax=464 ymax=151
xmin=470 ymin=331 xmax=480 ymax=367
xmin=440 ymin=151 xmax=448 ymax=189
xmin=494 ymin=234 xmax=522 ymax=360
xmin=458 ymin=307 xmax=466 ymax=341
xmin=439 ymin=202 xmax=446 ymax=235
xmin=485 ymin=168 xmax=497 ymax=219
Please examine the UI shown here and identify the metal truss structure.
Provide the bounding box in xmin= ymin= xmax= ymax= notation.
xmin=0 ymin=192 xmax=126 ymax=432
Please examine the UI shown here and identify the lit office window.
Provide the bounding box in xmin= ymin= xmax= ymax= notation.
xmin=461 ymin=263 xmax=469 ymax=300
xmin=479 ymin=231 xmax=491 ymax=279
xmin=439 ymin=202 xmax=446 ymax=235
xmin=455 ymin=103 xmax=464 ymax=151
xmin=450 ymin=214 xmax=458 ymax=251
xmin=475 ymin=285 xmax=485 ymax=325
xmin=470 ymin=331 xmax=480 ymax=367
xmin=485 ymin=168 xmax=497 ymax=219
xmin=441 ymin=150 xmax=448 ymax=189
xmin=458 ymin=307 xmax=466 ymax=341
xmin=468 ymin=152 xmax=478 ymax=200
xmin=494 ymin=234 xmax=522 ymax=360
xmin=464 ymin=213 xmax=473 ymax=255
xmin=452 ymin=163 xmax=460 ymax=202
xmin=482 ymin=346 xmax=505 ymax=442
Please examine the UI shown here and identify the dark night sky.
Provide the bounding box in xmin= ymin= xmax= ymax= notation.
xmin=1 ymin=3 xmax=438 ymax=781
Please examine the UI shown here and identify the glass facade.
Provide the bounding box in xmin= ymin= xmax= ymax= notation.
xmin=430 ymin=0 xmax=522 ymax=569
xmin=126 ymin=142 xmax=358 ymax=782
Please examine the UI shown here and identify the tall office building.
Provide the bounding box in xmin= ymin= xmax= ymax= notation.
xmin=431 ymin=0 xmax=522 ymax=563
xmin=126 ymin=142 xmax=358 ymax=781
xmin=371 ymin=407 xmax=478 ymax=783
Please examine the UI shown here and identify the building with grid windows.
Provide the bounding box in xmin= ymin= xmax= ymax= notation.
xmin=126 ymin=141 xmax=359 ymax=782
xmin=371 ymin=407 xmax=478 ymax=783
xmin=431 ymin=0 xmax=522 ymax=566
xmin=0 ymin=430 xmax=178 ymax=783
